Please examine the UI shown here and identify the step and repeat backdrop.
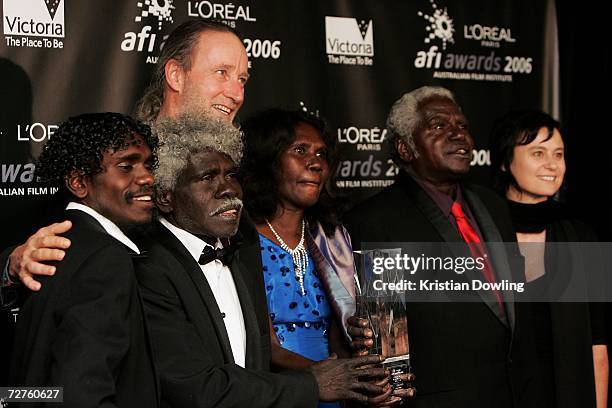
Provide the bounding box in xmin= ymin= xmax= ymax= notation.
xmin=0 ymin=0 xmax=558 ymax=385
xmin=0 ymin=0 xmax=557 ymax=249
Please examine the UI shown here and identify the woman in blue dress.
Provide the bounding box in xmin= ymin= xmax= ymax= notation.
xmin=241 ymin=109 xmax=375 ymax=407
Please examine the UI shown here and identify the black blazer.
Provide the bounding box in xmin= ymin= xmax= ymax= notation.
xmin=9 ymin=209 xmax=159 ymax=408
xmin=529 ymin=217 xmax=601 ymax=408
xmin=135 ymin=217 xmax=319 ymax=408
xmin=345 ymin=171 xmax=537 ymax=408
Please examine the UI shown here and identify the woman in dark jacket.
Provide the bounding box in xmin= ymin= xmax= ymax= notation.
xmin=490 ymin=109 xmax=608 ymax=408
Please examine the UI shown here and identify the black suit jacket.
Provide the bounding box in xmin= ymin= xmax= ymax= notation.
xmin=9 ymin=209 xmax=159 ymax=408
xmin=345 ymin=171 xmax=537 ymax=408
xmin=135 ymin=217 xmax=319 ymax=408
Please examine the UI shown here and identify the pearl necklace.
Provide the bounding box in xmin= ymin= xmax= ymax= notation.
xmin=266 ymin=219 xmax=308 ymax=296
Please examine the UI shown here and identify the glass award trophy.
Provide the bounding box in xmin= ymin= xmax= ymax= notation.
xmin=354 ymin=249 xmax=412 ymax=396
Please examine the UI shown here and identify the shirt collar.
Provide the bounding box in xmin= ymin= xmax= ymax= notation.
xmin=411 ymin=175 xmax=474 ymax=221
xmin=66 ymin=202 xmax=140 ymax=254
xmin=158 ymin=216 xmax=222 ymax=262
xmin=412 ymin=177 xmax=454 ymax=215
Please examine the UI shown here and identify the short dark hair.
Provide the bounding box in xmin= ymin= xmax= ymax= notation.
xmin=134 ymin=19 xmax=242 ymax=122
xmin=489 ymin=109 xmax=561 ymax=193
xmin=240 ymin=109 xmax=340 ymax=235
xmin=36 ymin=112 xmax=158 ymax=198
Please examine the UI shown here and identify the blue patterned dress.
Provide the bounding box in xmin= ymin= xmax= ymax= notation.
xmin=259 ymin=234 xmax=340 ymax=408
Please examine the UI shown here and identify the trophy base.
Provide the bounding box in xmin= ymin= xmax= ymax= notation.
xmin=383 ymin=355 xmax=412 ymax=392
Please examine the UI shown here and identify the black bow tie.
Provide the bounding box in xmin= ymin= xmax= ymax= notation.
xmin=198 ymin=246 xmax=229 ymax=266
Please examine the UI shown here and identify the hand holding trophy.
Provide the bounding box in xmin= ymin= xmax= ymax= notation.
xmin=351 ymin=249 xmax=416 ymax=405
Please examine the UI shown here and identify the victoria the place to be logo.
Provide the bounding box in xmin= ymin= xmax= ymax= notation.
xmin=3 ymin=0 xmax=65 ymax=48
xmin=325 ymin=16 xmax=374 ymax=66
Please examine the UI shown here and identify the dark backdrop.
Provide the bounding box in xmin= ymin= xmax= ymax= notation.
xmin=1 ymin=0 xmax=610 ymax=394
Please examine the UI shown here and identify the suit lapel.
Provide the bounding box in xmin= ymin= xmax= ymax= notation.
xmin=154 ymin=224 xmax=235 ymax=363
xmin=403 ymin=176 xmax=463 ymax=243
xmin=66 ymin=209 xmax=108 ymax=235
xmin=67 ymin=210 xmax=162 ymax=401
xmin=130 ymin=255 xmax=162 ymax=402
xmin=463 ymin=187 xmax=514 ymax=331
xmin=231 ymin=216 xmax=273 ymax=370
xmin=229 ymin=247 xmax=262 ymax=370
xmin=400 ymin=175 xmax=510 ymax=328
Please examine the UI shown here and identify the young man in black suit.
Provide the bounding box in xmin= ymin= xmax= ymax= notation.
xmin=9 ymin=113 xmax=159 ymax=407
xmin=345 ymin=86 xmax=537 ymax=408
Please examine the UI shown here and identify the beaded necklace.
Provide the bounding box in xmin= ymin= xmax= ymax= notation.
xmin=265 ymin=219 xmax=307 ymax=296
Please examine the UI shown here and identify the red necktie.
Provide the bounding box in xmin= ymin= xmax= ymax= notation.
xmin=451 ymin=202 xmax=504 ymax=309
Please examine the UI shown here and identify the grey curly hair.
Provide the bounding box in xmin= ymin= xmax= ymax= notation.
xmin=386 ymin=86 xmax=455 ymax=163
xmin=153 ymin=113 xmax=243 ymax=192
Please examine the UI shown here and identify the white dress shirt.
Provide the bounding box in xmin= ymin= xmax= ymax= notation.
xmin=159 ymin=217 xmax=247 ymax=368
xmin=66 ymin=202 xmax=140 ymax=253
xmin=3 ymin=202 xmax=140 ymax=289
